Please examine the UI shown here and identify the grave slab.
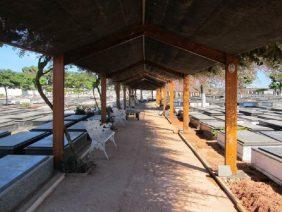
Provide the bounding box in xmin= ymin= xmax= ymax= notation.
xmin=0 ymin=155 xmax=53 ymax=211
xmin=217 ymin=130 xmax=281 ymax=162
xmin=67 ymin=121 xmax=87 ymax=132
xmin=252 ymin=147 xmax=282 ymax=185
xmin=238 ymin=122 xmax=273 ymax=131
xmin=0 ymin=131 xmax=50 ymax=155
xmin=64 ymin=114 xmax=88 ymax=122
xmin=0 ymin=130 xmax=11 ymax=138
xmin=259 ymin=120 xmax=282 ymax=130
xmin=259 ymin=131 xmax=282 ymax=142
xmin=31 ymin=120 xmax=75 ymax=132
xmin=25 ymin=132 xmax=89 ymax=155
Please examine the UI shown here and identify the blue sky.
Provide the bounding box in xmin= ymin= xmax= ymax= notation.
xmin=0 ymin=45 xmax=271 ymax=88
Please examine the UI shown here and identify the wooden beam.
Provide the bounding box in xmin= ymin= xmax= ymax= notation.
xmin=109 ymin=60 xmax=181 ymax=80
xmin=64 ymin=25 xmax=144 ymax=64
xmin=123 ymin=85 xmax=127 ymax=110
xmin=101 ymin=75 xmax=107 ymax=124
xmin=106 ymin=61 xmax=144 ymax=78
xmin=65 ymin=25 xmax=235 ymax=65
xmin=143 ymin=72 xmax=169 ymax=83
xmin=145 ymin=60 xmax=184 ymax=78
xmin=53 ymin=55 xmax=65 ymax=169
xmin=144 ymin=25 xmax=228 ymax=63
xmin=169 ymin=81 xmax=175 ymax=121
xmin=156 ymin=89 xmax=160 ymax=105
xmin=225 ymin=57 xmax=238 ymax=174
xmin=115 ymin=83 xmax=121 ymax=109
xmin=162 ymin=85 xmax=167 ymax=114
xmin=183 ymin=75 xmax=190 ymax=133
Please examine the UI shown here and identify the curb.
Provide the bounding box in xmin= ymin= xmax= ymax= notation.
xmin=178 ymin=132 xmax=246 ymax=212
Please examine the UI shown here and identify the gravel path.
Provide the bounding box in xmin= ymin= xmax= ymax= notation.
xmin=37 ymin=104 xmax=236 ymax=212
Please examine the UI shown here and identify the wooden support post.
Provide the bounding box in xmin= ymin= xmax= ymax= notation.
xmin=183 ymin=75 xmax=190 ymax=133
xmin=225 ymin=58 xmax=238 ymax=174
xmin=101 ymin=75 xmax=107 ymax=124
xmin=140 ymin=90 xmax=143 ymax=100
xmin=123 ymin=85 xmax=127 ymax=110
xmin=128 ymin=89 xmax=131 ymax=107
xmin=115 ymin=83 xmax=121 ymax=109
xmin=169 ymin=81 xmax=175 ymax=121
xmin=156 ymin=89 xmax=159 ymax=105
xmin=162 ymin=85 xmax=167 ymax=115
xmin=53 ymin=55 xmax=65 ymax=169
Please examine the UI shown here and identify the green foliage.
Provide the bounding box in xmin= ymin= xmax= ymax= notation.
xmin=0 ymin=69 xmax=21 ymax=88
xmin=241 ymin=41 xmax=282 ymax=70
xmin=65 ymin=71 xmax=98 ymax=95
xmin=74 ymin=105 xmax=93 ymax=115
xmin=20 ymin=102 xmax=31 ymax=108
xmin=268 ymin=71 xmax=282 ymax=93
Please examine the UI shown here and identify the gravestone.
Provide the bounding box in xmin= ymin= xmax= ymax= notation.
xmin=258 ymin=146 xmax=282 ymax=159
xmin=31 ymin=121 xmax=74 ymax=132
xmin=259 ymin=131 xmax=282 ymax=142
xmin=0 ymin=131 xmax=49 ymax=155
xmin=0 ymin=155 xmax=53 ymax=211
xmin=25 ymin=132 xmax=88 ymax=155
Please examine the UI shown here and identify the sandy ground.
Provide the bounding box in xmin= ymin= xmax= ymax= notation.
xmin=173 ymin=116 xmax=282 ymax=212
xmin=37 ymin=103 xmax=235 ymax=212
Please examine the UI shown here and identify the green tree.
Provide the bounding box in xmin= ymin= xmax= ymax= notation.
xmin=19 ymin=66 xmax=37 ymax=91
xmin=0 ymin=69 xmax=21 ymax=104
xmin=269 ymin=71 xmax=282 ymax=95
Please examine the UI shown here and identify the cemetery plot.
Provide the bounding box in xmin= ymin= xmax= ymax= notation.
xmin=0 ymin=130 xmax=10 ymax=138
xmin=217 ymin=130 xmax=281 ymax=162
xmin=32 ymin=115 xmax=53 ymax=125
xmin=238 ymin=122 xmax=273 ymax=131
xmin=67 ymin=121 xmax=87 ymax=132
xmin=0 ymin=155 xmax=53 ymax=211
xmin=25 ymin=132 xmax=89 ymax=155
xmin=190 ymin=114 xmax=215 ymax=128
xmin=203 ymin=110 xmax=224 ymax=116
xmin=252 ymin=146 xmax=282 ymax=185
xmin=200 ymin=120 xmax=225 ymax=139
xmin=259 ymin=131 xmax=282 ymax=142
xmin=259 ymin=120 xmax=282 ymax=130
xmin=257 ymin=114 xmax=282 ymax=121
xmin=0 ymin=131 xmax=50 ymax=155
xmin=31 ymin=121 xmax=75 ymax=132
xmin=64 ymin=114 xmax=89 ymax=122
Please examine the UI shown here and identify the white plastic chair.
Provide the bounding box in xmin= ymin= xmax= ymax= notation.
xmin=84 ymin=121 xmax=116 ymax=160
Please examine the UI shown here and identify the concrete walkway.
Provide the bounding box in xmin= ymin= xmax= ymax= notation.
xmin=37 ymin=104 xmax=236 ymax=212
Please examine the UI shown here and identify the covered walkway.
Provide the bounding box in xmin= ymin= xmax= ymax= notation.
xmin=37 ymin=103 xmax=235 ymax=212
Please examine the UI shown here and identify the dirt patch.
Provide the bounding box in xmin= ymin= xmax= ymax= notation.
xmin=226 ymin=178 xmax=282 ymax=212
xmin=172 ymin=118 xmax=282 ymax=212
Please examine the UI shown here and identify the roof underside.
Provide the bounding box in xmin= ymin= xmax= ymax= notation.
xmin=1 ymin=0 xmax=282 ymax=89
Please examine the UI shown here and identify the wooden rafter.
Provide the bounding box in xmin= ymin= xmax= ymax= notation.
xmin=108 ymin=60 xmax=183 ymax=82
xmin=64 ymin=25 xmax=235 ymax=65
xmin=64 ymin=25 xmax=144 ymax=64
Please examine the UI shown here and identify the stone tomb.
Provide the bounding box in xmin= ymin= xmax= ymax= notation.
xmin=25 ymin=132 xmax=89 ymax=156
xmin=67 ymin=121 xmax=87 ymax=132
xmin=199 ymin=120 xmax=225 ymax=140
xmin=31 ymin=120 xmax=75 ymax=132
xmin=0 ymin=130 xmax=11 ymax=138
xmin=0 ymin=155 xmax=53 ymax=211
xmin=189 ymin=113 xmax=215 ymax=129
xmin=238 ymin=121 xmax=273 ymax=132
xmin=259 ymin=120 xmax=282 ymax=130
xmin=64 ymin=114 xmax=89 ymax=122
xmin=0 ymin=131 xmax=50 ymax=155
xmin=217 ymin=130 xmax=281 ymax=162
xmin=251 ymin=146 xmax=282 ymax=185
xmin=259 ymin=131 xmax=282 ymax=142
